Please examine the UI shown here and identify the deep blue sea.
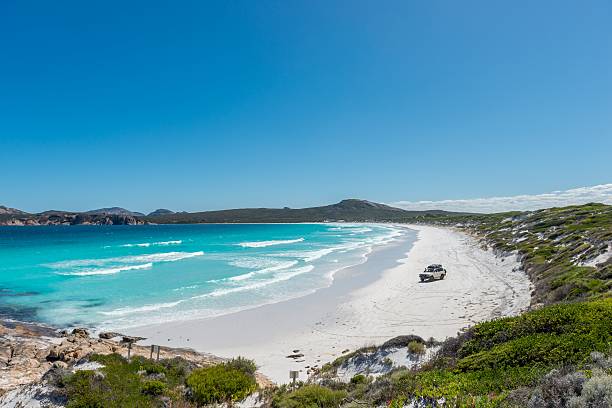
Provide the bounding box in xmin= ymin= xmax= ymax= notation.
xmin=0 ymin=223 xmax=407 ymax=330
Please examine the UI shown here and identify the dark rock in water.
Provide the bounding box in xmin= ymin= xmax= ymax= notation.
xmin=71 ymin=328 xmax=89 ymax=337
xmin=99 ymin=331 xmax=123 ymax=339
xmin=381 ymin=335 xmax=425 ymax=349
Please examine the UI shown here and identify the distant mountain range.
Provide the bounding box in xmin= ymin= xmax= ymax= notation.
xmin=0 ymin=199 xmax=470 ymax=226
xmin=142 ymin=199 xmax=463 ymax=224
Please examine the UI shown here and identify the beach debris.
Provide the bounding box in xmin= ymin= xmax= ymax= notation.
xmin=286 ymin=353 xmax=304 ymax=359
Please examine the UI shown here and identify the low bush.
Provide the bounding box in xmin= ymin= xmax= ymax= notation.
xmin=141 ymin=380 xmax=166 ymax=396
xmin=407 ymin=340 xmax=426 ymax=355
xmin=64 ymin=365 xmax=154 ymax=408
xmin=271 ymin=384 xmax=347 ymax=408
xmin=226 ymin=356 xmax=257 ymax=377
xmin=350 ymin=374 xmax=366 ymax=385
xmin=186 ymin=364 xmax=256 ymax=405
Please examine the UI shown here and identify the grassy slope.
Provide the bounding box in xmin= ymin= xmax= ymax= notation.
xmin=425 ymin=203 xmax=611 ymax=304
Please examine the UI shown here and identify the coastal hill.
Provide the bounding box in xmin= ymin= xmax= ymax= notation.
xmin=84 ymin=207 xmax=145 ymax=217
xmin=144 ymin=199 xmax=465 ymax=223
xmin=0 ymin=205 xmax=27 ymax=215
xmin=0 ymin=208 xmax=145 ymax=226
xmin=0 ymin=199 xmax=468 ymax=225
xmin=147 ymin=208 xmax=175 ymax=216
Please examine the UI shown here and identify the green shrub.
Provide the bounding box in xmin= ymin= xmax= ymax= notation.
xmin=226 ymin=356 xmax=257 ymax=377
xmin=62 ymin=353 xmax=196 ymax=407
xmin=64 ymin=367 xmax=154 ymax=408
xmin=141 ymin=380 xmax=166 ymax=396
xmin=408 ymin=340 xmax=426 ymax=355
xmin=186 ymin=364 xmax=257 ymax=405
xmin=350 ymin=374 xmax=367 ymax=384
xmin=272 ymin=384 xmax=347 ymax=408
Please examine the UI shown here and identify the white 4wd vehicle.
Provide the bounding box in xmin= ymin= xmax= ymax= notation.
xmin=419 ymin=264 xmax=446 ymax=282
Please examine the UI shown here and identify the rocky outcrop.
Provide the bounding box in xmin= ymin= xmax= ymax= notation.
xmin=0 ymin=323 xmax=223 ymax=396
xmin=0 ymin=213 xmax=146 ymax=226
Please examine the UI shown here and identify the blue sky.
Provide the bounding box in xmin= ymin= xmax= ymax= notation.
xmin=1 ymin=1 xmax=611 ymax=213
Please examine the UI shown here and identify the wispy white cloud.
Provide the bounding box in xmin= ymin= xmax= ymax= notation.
xmin=391 ymin=184 xmax=612 ymax=214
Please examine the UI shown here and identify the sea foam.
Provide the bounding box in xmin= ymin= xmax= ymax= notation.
xmin=50 ymin=251 xmax=204 ymax=276
xmin=57 ymin=262 xmax=153 ymax=276
xmin=237 ymin=238 xmax=304 ymax=248
xmin=120 ymin=240 xmax=182 ymax=248
xmin=200 ymin=265 xmax=315 ymax=298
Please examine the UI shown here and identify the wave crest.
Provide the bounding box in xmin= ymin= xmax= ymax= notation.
xmin=58 ymin=263 xmax=153 ymax=276
xmin=49 ymin=251 xmax=204 ymax=277
xmin=237 ymin=238 xmax=304 ymax=248
xmin=120 ymin=240 xmax=182 ymax=248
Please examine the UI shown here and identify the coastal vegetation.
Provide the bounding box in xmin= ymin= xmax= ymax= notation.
xmin=58 ymin=355 xmax=259 ymax=407
xmin=421 ymin=203 xmax=611 ymax=304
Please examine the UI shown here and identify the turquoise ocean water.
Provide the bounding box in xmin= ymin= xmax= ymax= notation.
xmin=0 ymin=223 xmax=410 ymax=331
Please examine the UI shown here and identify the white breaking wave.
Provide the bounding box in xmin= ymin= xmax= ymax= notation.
xmin=348 ymin=227 xmax=373 ymax=234
xmin=199 ymin=265 xmax=315 ymax=298
xmin=237 ymin=238 xmax=304 ymax=248
xmin=120 ymin=240 xmax=182 ymax=248
xmin=100 ymin=300 xmax=185 ymax=316
xmin=228 ymin=260 xmax=299 ymax=281
xmin=101 ymin=265 xmax=315 ymax=317
xmin=275 ymin=246 xmax=347 ymax=263
xmin=227 ymin=257 xmax=285 ymax=270
xmin=57 ymin=263 xmax=153 ymax=276
xmin=49 ymin=251 xmax=204 ymax=276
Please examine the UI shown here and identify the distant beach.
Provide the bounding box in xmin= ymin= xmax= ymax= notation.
xmin=129 ymin=225 xmax=532 ymax=383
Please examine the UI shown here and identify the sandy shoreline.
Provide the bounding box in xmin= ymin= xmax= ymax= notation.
xmin=129 ymin=225 xmax=531 ymax=384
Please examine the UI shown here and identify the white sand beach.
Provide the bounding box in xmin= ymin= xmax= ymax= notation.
xmin=130 ymin=225 xmax=532 ymax=384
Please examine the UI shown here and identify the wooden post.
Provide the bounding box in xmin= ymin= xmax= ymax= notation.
xmin=156 ymin=345 xmax=160 ymax=362
xmin=127 ymin=342 xmax=132 ymax=362
xmin=289 ymin=370 xmax=298 ymax=390
xmin=150 ymin=345 xmax=154 ymax=360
